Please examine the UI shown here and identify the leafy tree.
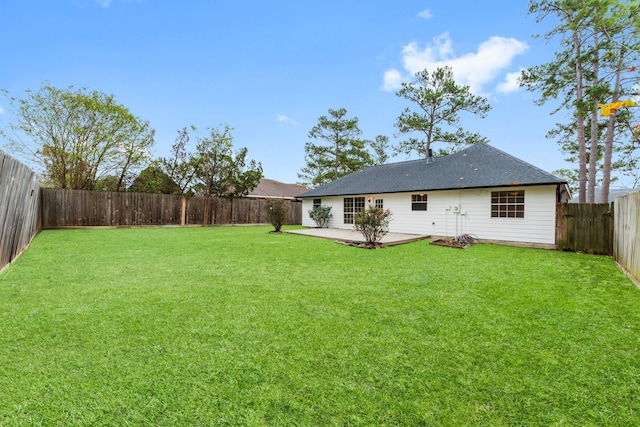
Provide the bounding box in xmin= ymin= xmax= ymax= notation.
xmin=617 ymin=114 xmax=640 ymax=187
xmin=129 ymin=164 xmax=181 ymax=194
xmin=394 ymin=66 xmax=491 ymax=158
xmin=159 ymin=126 xmax=200 ymax=195
xmin=94 ymin=175 xmax=122 ymax=192
xmin=193 ymin=124 xmax=263 ymax=198
xmin=521 ymin=0 xmax=640 ymax=202
xmin=265 ymin=198 xmax=289 ymax=232
xmin=0 ymin=84 xmax=154 ymax=190
xmin=298 ymin=108 xmax=389 ymax=187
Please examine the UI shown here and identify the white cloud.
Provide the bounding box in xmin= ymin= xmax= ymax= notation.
xmin=497 ymin=69 xmax=524 ymax=94
xmin=382 ymin=69 xmax=403 ymax=92
xmin=96 ymin=0 xmax=112 ymax=7
xmin=277 ymin=114 xmax=298 ymax=126
xmin=417 ymin=8 xmax=432 ymax=20
xmin=382 ymin=32 xmax=529 ymax=95
xmin=0 ymin=106 xmax=4 ymax=114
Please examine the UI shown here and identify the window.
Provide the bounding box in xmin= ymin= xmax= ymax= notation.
xmin=344 ymin=197 xmax=365 ymax=224
xmin=411 ymin=194 xmax=428 ymax=211
xmin=375 ymin=199 xmax=384 ymax=209
xmin=491 ymin=190 xmax=524 ymax=218
xmin=313 ymin=198 xmax=322 ymax=209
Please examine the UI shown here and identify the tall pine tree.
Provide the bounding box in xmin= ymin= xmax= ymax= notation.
xmin=298 ymin=108 xmax=388 ymax=187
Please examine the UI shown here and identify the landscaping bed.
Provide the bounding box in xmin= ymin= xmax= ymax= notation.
xmin=430 ymin=234 xmax=479 ymax=249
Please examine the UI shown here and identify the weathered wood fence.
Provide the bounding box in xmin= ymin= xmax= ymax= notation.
xmin=556 ymin=203 xmax=614 ymax=255
xmin=614 ymin=191 xmax=640 ymax=286
xmin=41 ymin=189 xmax=302 ymax=228
xmin=0 ymin=153 xmax=41 ymax=272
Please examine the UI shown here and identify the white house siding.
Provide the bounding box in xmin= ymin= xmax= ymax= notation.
xmin=302 ymin=196 xmax=345 ymax=229
xmin=302 ymin=185 xmax=558 ymax=245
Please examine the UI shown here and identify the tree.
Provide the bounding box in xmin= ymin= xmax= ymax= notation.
xmin=597 ymin=3 xmax=640 ymax=202
xmin=520 ymin=0 xmax=640 ymax=202
xmin=129 ymin=164 xmax=181 ymax=194
xmin=0 ymin=84 xmax=154 ymax=190
xmin=370 ymin=135 xmax=390 ymax=165
xmin=298 ymin=108 xmax=389 ymax=187
xmin=193 ymin=124 xmax=263 ymax=198
xmin=393 ymin=66 xmax=491 ymax=158
xmin=547 ymin=116 xmax=607 ymax=194
xmin=616 ymin=111 xmax=640 ymax=187
xmin=552 ymin=168 xmax=581 ymax=194
xmin=521 ymin=1 xmax=594 ymax=203
xmin=159 ymin=126 xmax=200 ymax=194
xmin=94 ymin=175 xmax=122 ymax=192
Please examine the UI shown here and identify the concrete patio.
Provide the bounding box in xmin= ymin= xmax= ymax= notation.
xmin=286 ymin=228 xmax=430 ymax=247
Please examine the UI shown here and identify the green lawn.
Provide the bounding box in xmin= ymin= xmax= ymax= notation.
xmin=1 ymin=226 xmax=639 ymax=426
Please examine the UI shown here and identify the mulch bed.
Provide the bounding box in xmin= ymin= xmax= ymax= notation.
xmin=430 ymin=234 xmax=479 ymax=249
xmin=430 ymin=239 xmax=471 ymax=249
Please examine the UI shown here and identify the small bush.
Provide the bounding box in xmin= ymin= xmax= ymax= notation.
xmin=353 ymin=206 xmax=392 ymax=245
xmin=265 ymin=198 xmax=289 ymax=232
xmin=308 ymin=205 xmax=333 ymax=228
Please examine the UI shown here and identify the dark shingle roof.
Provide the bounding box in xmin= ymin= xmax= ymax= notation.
xmin=299 ymin=144 xmax=566 ymax=198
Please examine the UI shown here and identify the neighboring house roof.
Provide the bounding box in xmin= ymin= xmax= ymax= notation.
xmin=299 ymin=144 xmax=567 ymax=198
xmin=247 ymin=179 xmax=308 ymax=199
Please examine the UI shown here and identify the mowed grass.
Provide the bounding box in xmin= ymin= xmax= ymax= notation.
xmin=1 ymin=226 xmax=639 ymax=426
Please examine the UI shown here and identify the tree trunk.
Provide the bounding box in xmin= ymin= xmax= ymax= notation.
xmin=601 ymin=112 xmax=616 ymax=204
xmin=601 ymin=54 xmax=624 ymax=205
xmin=573 ymin=28 xmax=588 ymax=203
xmin=588 ymin=106 xmax=599 ymax=203
xmin=587 ymin=36 xmax=599 ymax=203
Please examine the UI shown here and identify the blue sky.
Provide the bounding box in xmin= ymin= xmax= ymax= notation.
xmin=1 ymin=0 xmax=601 ymax=186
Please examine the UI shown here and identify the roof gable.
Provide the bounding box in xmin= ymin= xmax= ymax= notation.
xmin=299 ymin=144 xmax=566 ymax=198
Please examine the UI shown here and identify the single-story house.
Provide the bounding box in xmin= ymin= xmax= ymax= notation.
xmin=246 ymin=179 xmax=308 ymax=200
xmin=298 ymin=144 xmax=570 ymax=248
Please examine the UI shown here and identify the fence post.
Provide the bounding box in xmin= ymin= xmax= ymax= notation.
xmin=181 ymin=195 xmax=186 ymax=226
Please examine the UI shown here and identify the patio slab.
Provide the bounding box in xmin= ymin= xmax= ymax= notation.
xmin=286 ymin=228 xmax=430 ymax=247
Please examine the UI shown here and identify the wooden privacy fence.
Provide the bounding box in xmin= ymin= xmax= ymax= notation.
xmin=556 ymin=203 xmax=614 ymax=255
xmin=0 ymin=153 xmax=41 ymax=272
xmin=41 ymin=189 xmax=302 ymax=228
xmin=614 ymin=191 xmax=640 ymax=286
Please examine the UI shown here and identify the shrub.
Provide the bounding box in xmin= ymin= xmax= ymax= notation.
xmin=353 ymin=206 xmax=392 ymax=245
xmin=308 ymin=205 xmax=333 ymax=228
xmin=265 ymin=198 xmax=289 ymax=232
